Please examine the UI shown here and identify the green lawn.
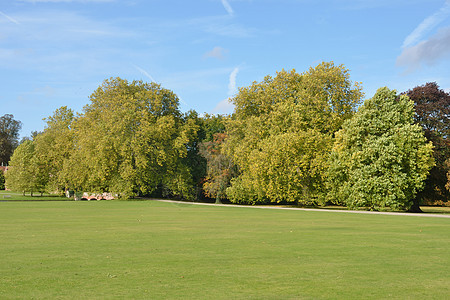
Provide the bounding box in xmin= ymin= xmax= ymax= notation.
xmin=0 ymin=190 xmax=68 ymax=201
xmin=0 ymin=200 xmax=449 ymax=299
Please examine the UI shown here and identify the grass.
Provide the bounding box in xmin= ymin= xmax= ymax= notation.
xmin=420 ymin=205 xmax=450 ymax=214
xmin=0 ymin=190 xmax=68 ymax=201
xmin=0 ymin=200 xmax=449 ymax=299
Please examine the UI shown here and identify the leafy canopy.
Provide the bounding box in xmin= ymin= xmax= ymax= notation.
xmin=405 ymin=82 xmax=450 ymax=204
xmin=0 ymin=114 xmax=22 ymax=166
xmin=327 ymin=87 xmax=434 ymax=211
xmin=224 ymin=62 xmax=363 ymax=204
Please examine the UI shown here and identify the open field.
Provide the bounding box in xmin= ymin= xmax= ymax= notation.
xmin=0 ymin=200 xmax=449 ymax=299
xmin=0 ymin=190 xmax=68 ymax=201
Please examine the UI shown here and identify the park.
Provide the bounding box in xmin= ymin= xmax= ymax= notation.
xmin=0 ymin=62 xmax=449 ymax=298
xmin=0 ymin=193 xmax=449 ymax=299
xmin=2 ymin=1 xmax=450 ymax=298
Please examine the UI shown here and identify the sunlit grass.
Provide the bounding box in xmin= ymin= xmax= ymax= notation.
xmin=0 ymin=200 xmax=449 ymax=299
xmin=0 ymin=190 xmax=68 ymax=201
xmin=420 ymin=205 xmax=450 ymax=214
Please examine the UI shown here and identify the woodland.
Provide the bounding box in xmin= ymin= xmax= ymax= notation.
xmin=2 ymin=62 xmax=449 ymax=212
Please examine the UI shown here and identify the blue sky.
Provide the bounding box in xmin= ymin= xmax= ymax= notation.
xmin=2 ymin=0 xmax=450 ymax=137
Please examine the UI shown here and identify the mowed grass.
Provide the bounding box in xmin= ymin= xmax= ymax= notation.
xmin=0 ymin=201 xmax=449 ymax=299
xmin=0 ymin=190 xmax=68 ymax=201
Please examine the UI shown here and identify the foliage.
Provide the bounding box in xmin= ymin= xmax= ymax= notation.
xmin=180 ymin=110 xmax=207 ymax=194
xmin=0 ymin=169 xmax=4 ymax=190
xmin=63 ymin=77 xmax=198 ymax=199
xmin=33 ymin=106 xmax=75 ymax=194
xmin=200 ymin=113 xmax=227 ymax=142
xmin=199 ymin=132 xmax=236 ymax=203
xmin=405 ymin=82 xmax=450 ymax=205
xmin=0 ymin=114 xmax=22 ymax=166
xmin=327 ymin=87 xmax=435 ymax=211
xmin=5 ymin=78 xmax=202 ymax=199
xmin=224 ymin=62 xmax=363 ymax=204
xmin=5 ymin=140 xmax=47 ymax=195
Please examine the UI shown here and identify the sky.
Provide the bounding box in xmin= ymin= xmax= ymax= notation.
xmin=2 ymin=0 xmax=450 ymax=138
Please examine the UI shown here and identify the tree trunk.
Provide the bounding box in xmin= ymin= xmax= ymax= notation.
xmin=408 ymin=199 xmax=423 ymax=213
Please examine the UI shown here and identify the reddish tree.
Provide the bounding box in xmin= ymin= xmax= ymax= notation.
xmin=406 ymin=82 xmax=450 ymax=207
xmin=199 ymin=133 xmax=236 ymax=203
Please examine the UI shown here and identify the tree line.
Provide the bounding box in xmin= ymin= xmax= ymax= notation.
xmin=3 ymin=62 xmax=449 ymax=211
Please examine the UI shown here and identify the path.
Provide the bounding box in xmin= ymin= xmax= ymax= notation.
xmin=154 ymin=199 xmax=450 ymax=219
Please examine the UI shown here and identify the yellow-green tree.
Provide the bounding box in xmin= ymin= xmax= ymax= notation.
xmin=33 ymin=106 xmax=75 ymax=194
xmin=66 ymin=77 xmax=198 ymax=199
xmin=6 ymin=140 xmax=47 ymax=196
xmin=225 ymin=62 xmax=363 ymax=204
xmin=326 ymin=87 xmax=435 ymax=211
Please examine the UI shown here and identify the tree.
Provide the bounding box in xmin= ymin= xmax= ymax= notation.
xmin=326 ymin=87 xmax=434 ymax=211
xmin=5 ymin=140 xmax=47 ymax=196
xmin=199 ymin=132 xmax=236 ymax=203
xmin=0 ymin=114 xmax=22 ymax=166
xmin=33 ymin=107 xmax=75 ymax=194
xmin=65 ymin=77 xmax=198 ymax=199
xmin=224 ymin=62 xmax=363 ymax=204
xmin=405 ymin=82 xmax=450 ymax=205
xmin=0 ymin=169 xmax=4 ymax=190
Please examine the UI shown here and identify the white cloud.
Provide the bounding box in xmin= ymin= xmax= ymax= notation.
xmin=203 ymin=46 xmax=228 ymax=60
xmin=398 ymin=1 xmax=450 ymax=72
xmin=402 ymin=1 xmax=450 ymax=48
xmin=228 ymin=67 xmax=239 ymax=96
xmin=0 ymin=10 xmax=20 ymax=24
xmin=221 ymin=0 xmax=234 ymax=16
xmin=397 ymin=26 xmax=450 ymax=72
xmin=211 ymin=66 xmax=239 ymax=114
xmin=212 ymin=97 xmax=234 ymax=114
xmin=133 ymin=65 xmax=156 ymax=83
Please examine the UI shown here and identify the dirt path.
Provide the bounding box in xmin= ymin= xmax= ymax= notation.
xmin=154 ymin=199 xmax=450 ymax=219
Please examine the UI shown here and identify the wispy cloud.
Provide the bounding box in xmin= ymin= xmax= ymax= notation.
xmin=397 ymin=26 xmax=450 ymax=72
xmin=0 ymin=10 xmax=20 ymax=24
xmin=221 ymin=0 xmax=234 ymax=16
xmin=212 ymin=98 xmax=234 ymax=114
xmin=228 ymin=66 xmax=239 ymax=96
xmin=212 ymin=66 xmax=239 ymax=114
xmin=402 ymin=0 xmax=450 ymax=48
xmin=133 ymin=65 xmax=156 ymax=83
xmin=397 ymin=1 xmax=450 ymax=72
xmin=203 ymin=46 xmax=228 ymax=60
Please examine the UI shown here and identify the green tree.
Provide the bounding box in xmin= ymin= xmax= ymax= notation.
xmin=66 ymin=77 xmax=197 ymax=199
xmin=405 ymin=82 xmax=450 ymax=206
xmin=5 ymin=140 xmax=46 ymax=196
xmin=326 ymin=87 xmax=434 ymax=211
xmin=33 ymin=107 xmax=75 ymax=194
xmin=0 ymin=114 xmax=22 ymax=166
xmin=224 ymin=62 xmax=363 ymax=204
xmin=201 ymin=113 xmax=227 ymax=142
